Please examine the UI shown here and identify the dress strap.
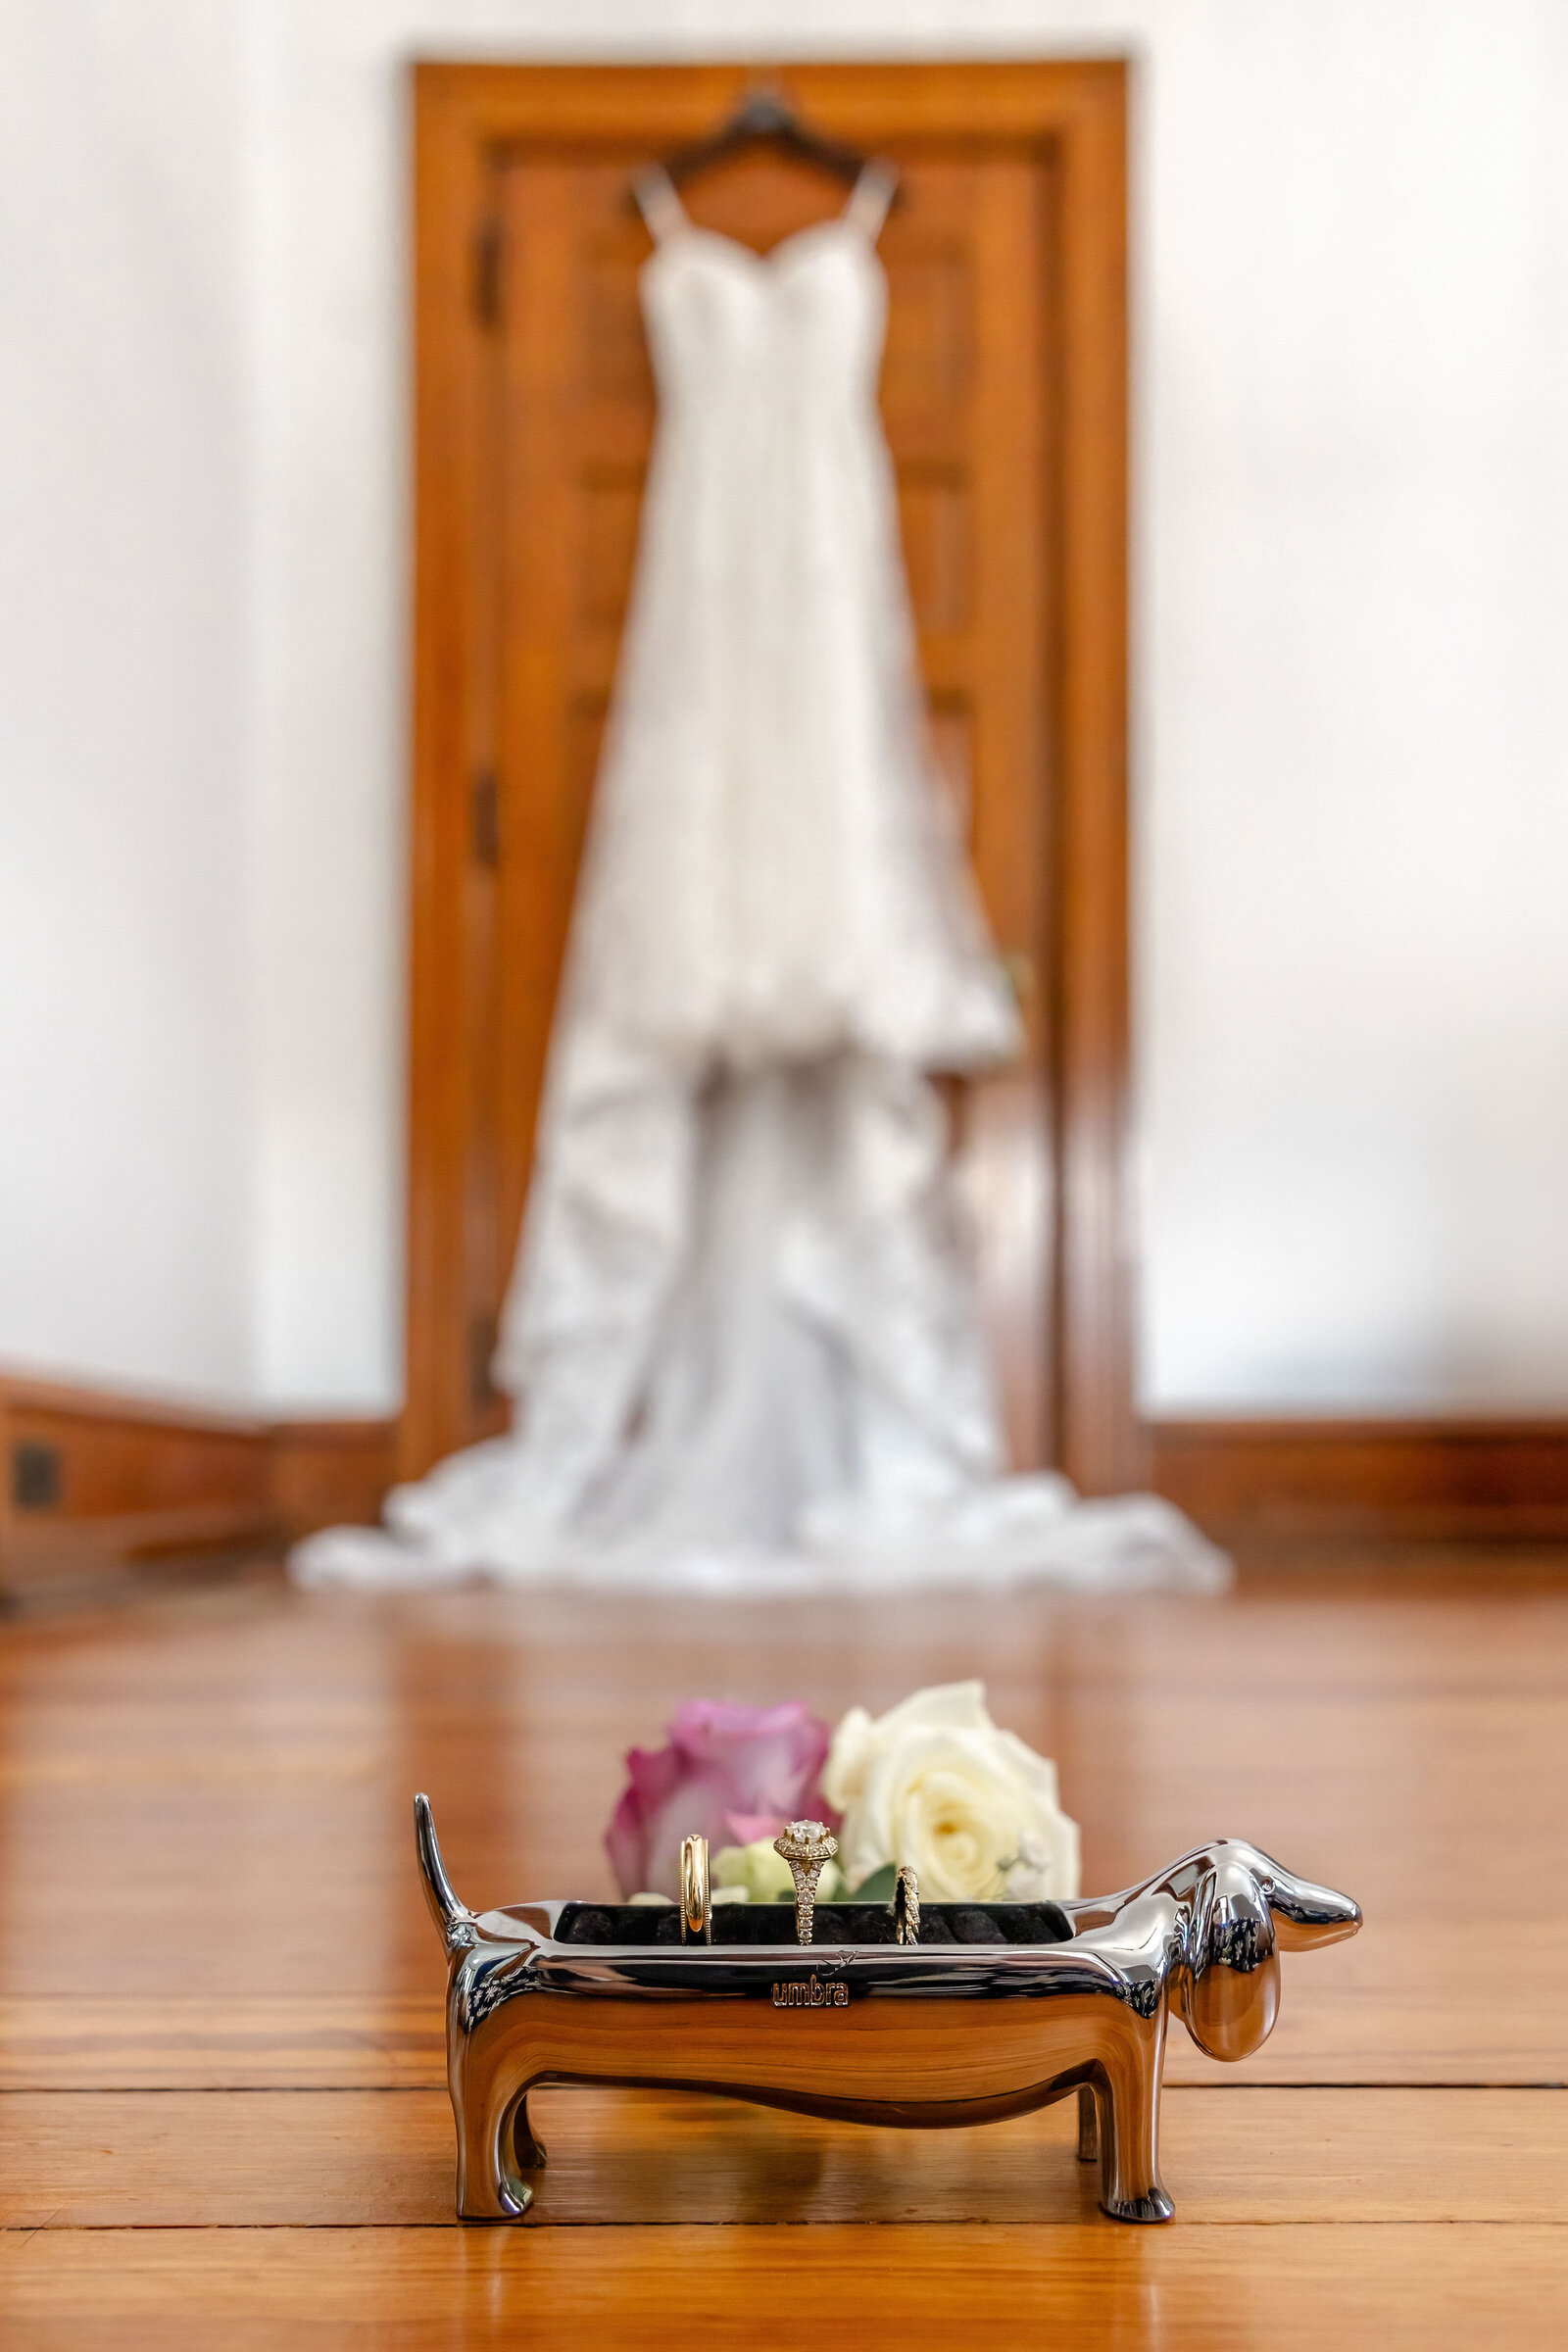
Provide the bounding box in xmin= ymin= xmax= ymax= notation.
xmin=844 ymin=160 xmax=898 ymax=244
xmin=633 ymin=166 xmax=689 ymax=245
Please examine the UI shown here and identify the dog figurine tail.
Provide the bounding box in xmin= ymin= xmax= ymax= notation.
xmin=415 ymin=1792 xmax=477 ymax=1957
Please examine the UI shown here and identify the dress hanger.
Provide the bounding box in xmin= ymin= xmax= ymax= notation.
xmin=629 ymin=81 xmax=900 ymax=217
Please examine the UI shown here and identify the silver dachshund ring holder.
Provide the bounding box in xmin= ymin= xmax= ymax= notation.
xmin=415 ymin=1795 xmax=1359 ymax=2224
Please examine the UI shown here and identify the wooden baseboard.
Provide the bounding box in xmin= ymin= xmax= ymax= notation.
xmin=0 ymin=1372 xmax=397 ymax=1601
xmin=9 ymin=1374 xmax=1566 ymax=1592
xmin=1152 ymin=1416 xmax=1568 ymax=1544
xmin=268 ymin=1418 xmax=401 ymax=1548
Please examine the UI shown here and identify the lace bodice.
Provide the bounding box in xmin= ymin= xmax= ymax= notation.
xmin=565 ymin=174 xmax=1019 ymax=1074
xmin=645 ymin=219 xmax=887 ymax=417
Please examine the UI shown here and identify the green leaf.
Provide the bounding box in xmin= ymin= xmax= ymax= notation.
xmin=849 ymin=1863 xmax=898 ymax=1903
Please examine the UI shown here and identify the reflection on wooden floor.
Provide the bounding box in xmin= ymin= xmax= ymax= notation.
xmin=2 ymin=1556 xmax=1566 ymax=2342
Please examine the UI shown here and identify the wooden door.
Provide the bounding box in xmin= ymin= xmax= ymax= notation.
xmin=407 ymin=64 xmax=1137 ymax=1494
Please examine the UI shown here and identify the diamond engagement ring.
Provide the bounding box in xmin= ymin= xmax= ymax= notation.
xmin=773 ymin=1818 xmax=838 ymax=1946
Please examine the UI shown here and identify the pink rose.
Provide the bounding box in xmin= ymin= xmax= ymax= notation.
xmin=605 ymin=1699 xmax=836 ymax=1899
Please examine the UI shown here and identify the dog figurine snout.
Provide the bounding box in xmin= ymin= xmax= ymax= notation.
xmin=1266 ymin=1866 xmax=1363 ymax=1952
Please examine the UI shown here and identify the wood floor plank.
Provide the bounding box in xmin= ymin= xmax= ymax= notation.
xmin=5 ymin=1562 xmax=1568 ymax=2340
xmin=1 ymin=2221 xmax=1563 ymax=2347
xmin=0 ymin=1995 xmax=442 ymax=2091
xmin=2 ymin=2086 xmax=1562 ymax=2229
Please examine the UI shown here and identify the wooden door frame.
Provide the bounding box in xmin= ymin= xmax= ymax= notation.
xmin=405 ymin=58 xmax=1141 ymax=1493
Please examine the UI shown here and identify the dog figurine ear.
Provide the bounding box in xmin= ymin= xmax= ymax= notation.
xmin=1174 ymin=1855 xmax=1280 ymax=2061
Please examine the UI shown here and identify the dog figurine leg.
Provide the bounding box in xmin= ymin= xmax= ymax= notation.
xmin=454 ymin=2042 xmax=544 ymax=2220
xmin=1076 ymin=2082 xmax=1099 ymax=2163
xmin=1094 ymin=2018 xmax=1174 ymax=2223
xmin=513 ymin=2091 xmax=548 ymax=2176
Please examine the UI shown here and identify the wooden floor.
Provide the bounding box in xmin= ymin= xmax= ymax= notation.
xmin=2 ymin=1554 xmax=1565 ymax=2344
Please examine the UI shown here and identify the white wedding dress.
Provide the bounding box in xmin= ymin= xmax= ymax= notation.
xmin=295 ymin=170 xmax=1225 ymax=1596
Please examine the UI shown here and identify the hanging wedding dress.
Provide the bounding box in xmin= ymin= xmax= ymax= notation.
xmin=295 ymin=169 xmax=1225 ymax=1595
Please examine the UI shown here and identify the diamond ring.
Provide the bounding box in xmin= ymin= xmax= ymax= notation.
xmin=773 ymin=1819 xmax=838 ymax=1946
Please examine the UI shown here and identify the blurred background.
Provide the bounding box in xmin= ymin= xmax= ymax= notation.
xmin=2 ymin=16 xmax=1567 ymax=2333
xmin=3 ymin=0 xmax=1568 ymax=1588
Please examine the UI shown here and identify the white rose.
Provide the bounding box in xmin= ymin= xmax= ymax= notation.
xmin=822 ymin=1681 xmax=1079 ymax=1903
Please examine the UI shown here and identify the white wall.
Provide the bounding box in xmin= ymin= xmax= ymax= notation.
xmin=1140 ymin=1 xmax=1568 ymax=1409
xmin=4 ymin=0 xmax=1568 ymax=1415
xmin=0 ymin=1 xmax=254 ymax=1402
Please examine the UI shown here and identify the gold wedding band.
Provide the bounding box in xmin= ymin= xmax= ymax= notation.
xmin=680 ymin=1833 xmax=711 ymax=1944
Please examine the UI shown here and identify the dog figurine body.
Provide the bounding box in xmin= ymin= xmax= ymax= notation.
xmin=416 ymin=1796 xmax=1358 ymax=2223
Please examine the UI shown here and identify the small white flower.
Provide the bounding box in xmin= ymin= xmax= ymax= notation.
xmin=713 ymin=1836 xmax=848 ymax=1904
xmin=1000 ymin=1837 xmax=1057 ymax=1901
xmin=823 ymin=1682 xmax=1079 ymax=1902
xmin=712 ymin=1837 xmax=795 ymax=1903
